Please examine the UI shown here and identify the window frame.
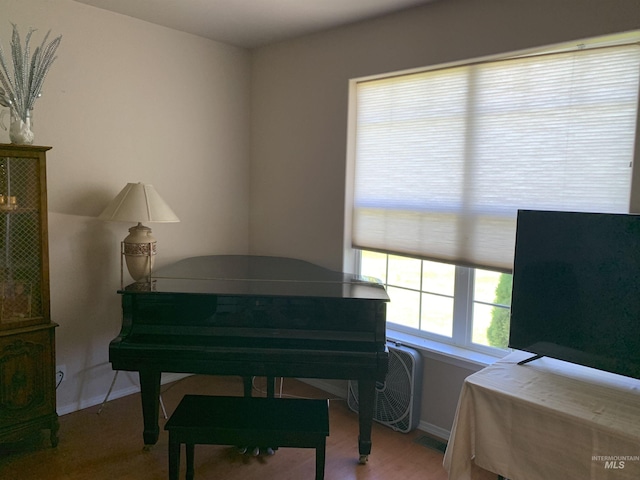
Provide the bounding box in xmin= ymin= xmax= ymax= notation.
xmin=345 ymin=32 xmax=640 ymax=365
xmin=357 ymin=250 xmax=510 ymax=359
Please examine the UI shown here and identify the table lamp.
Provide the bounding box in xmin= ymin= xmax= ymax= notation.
xmin=99 ymin=182 xmax=179 ymax=283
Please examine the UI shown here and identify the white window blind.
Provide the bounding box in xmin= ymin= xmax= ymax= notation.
xmin=352 ymin=44 xmax=640 ymax=272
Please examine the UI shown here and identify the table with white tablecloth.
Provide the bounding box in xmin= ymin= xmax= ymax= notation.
xmin=443 ymin=351 xmax=640 ymax=480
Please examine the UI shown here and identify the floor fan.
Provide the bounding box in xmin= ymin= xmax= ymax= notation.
xmin=348 ymin=342 xmax=423 ymax=433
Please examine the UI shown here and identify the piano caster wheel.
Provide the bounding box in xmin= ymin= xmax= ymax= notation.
xmin=359 ymin=454 xmax=368 ymax=464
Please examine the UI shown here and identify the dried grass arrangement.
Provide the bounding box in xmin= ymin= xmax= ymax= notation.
xmin=0 ymin=23 xmax=62 ymax=123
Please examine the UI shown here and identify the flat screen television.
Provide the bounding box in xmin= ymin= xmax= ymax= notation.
xmin=508 ymin=209 xmax=640 ymax=379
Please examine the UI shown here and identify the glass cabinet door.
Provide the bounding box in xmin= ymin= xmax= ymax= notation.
xmin=0 ymin=145 xmax=50 ymax=330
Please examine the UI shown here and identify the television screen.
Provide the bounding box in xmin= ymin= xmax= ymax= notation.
xmin=508 ymin=210 xmax=640 ymax=379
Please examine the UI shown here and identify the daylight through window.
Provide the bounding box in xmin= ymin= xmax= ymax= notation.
xmin=351 ymin=34 xmax=640 ymax=354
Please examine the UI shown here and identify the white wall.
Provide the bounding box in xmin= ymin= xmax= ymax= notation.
xmin=249 ymin=0 xmax=640 ymax=434
xmin=1 ymin=0 xmax=251 ymax=413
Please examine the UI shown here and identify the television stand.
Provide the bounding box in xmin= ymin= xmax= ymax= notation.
xmin=444 ymin=350 xmax=640 ymax=480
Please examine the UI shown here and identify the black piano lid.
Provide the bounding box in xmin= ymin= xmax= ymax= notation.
xmin=119 ymin=255 xmax=390 ymax=301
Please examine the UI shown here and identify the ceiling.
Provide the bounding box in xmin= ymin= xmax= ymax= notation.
xmin=73 ymin=0 xmax=437 ymax=48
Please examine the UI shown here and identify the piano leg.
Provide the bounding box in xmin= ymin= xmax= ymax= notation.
xmin=357 ymin=379 xmax=375 ymax=464
xmin=243 ymin=376 xmax=252 ymax=397
xmin=242 ymin=376 xmax=276 ymax=397
xmin=266 ymin=376 xmax=275 ymax=398
xmin=139 ymin=370 xmax=161 ymax=446
xmin=240 ymin=375 xmax=277 ymax=457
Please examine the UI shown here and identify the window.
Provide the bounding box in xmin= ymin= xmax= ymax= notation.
xmin=349 ymin=33 xmax=640 ymax=356
xmin=360 ymin=250 xmax=511 ymax=354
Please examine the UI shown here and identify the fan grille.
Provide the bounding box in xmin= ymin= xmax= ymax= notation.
xmin=348 ymin=343 xmax=422 ymax=433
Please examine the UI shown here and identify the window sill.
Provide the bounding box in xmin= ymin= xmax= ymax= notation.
xmin=386 ymin=328 xmax=508 ymax=370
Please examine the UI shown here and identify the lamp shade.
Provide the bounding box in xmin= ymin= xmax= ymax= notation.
xmin=99 ymin=183 xmax=179 ymax=283
xmin=98 ymin=183 xmax=179 ymax=223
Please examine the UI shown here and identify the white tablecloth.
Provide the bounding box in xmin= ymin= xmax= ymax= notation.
xmin=443 ymin=351 xmax=640 ymax=480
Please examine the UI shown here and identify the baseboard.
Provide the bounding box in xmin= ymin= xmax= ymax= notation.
xmin=299 ymin=378 xmax=451 ymax=442
xmin=298 ymin=378 xmax=348 ymax=398
xmin=56 ymin=373 xmax=452 ymax=445
xmin=162 ymin=372 xmax=192 ymax=385
xmin=56 ymin=372 xmax=191 ymax=416
xmin=57 ymin=383 xmax=140 ymax=416
xmin=417 ymin=421 xmax=451 ymax=442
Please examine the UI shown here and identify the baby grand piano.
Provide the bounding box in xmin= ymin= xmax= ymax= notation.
xmin=109 ymin=255 xmax=389 ymax=462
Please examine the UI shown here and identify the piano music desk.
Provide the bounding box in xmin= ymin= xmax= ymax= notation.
xmin=164 ymin=395 xmax=330 ymax=480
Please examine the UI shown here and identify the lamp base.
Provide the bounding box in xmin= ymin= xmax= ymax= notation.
xmin=122 ymin=223 xmax=157 ymax=283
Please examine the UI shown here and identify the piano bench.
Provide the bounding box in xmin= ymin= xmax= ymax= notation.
xmin=164 ymin=395 xmax=330 ymax=480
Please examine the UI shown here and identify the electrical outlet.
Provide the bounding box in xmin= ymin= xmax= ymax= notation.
xmin=56 ymin=364 xmax=66 ymax=385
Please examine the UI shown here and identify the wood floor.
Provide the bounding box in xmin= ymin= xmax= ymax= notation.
xmin=0 ymin=375 xmax=451 ymax=480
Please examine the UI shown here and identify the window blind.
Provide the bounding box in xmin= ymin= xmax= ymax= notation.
xmin=352 ymin=44 xmax=640 ymax=272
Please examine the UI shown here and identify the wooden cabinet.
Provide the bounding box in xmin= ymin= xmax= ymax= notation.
xmin=0 ymin=144 xmax=57 ymax=447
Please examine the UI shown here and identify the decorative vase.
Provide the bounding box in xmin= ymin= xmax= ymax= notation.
xmin=0 ymin=109 xmax=35 ymax=145
xmin=123 ymin=223 xmax=157 ymax=282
